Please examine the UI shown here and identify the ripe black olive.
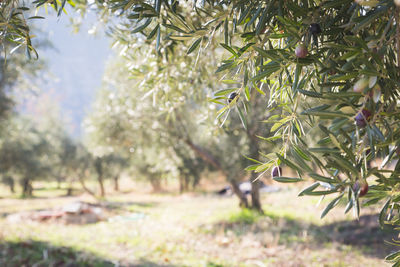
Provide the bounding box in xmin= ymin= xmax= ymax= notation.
xmin=355 ymin=109 xmax=372 ymax=127
xmin=228 ymin=92 xmax=238 ymax=103
xmin=309 ymin=23 xmax=321 ymax=35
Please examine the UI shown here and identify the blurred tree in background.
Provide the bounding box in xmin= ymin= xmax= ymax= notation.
xmin=84 ymin=43 xmax=275 ymax=210
xmin=0 ymin=116 xmax=54 ymax=197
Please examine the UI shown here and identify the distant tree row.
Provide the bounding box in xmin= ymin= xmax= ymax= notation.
xmin=0 ymin=111 xmax=128 ymax=198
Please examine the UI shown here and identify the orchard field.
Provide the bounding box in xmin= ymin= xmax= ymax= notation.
xmin=0 ymin=178 xmax=396 ymax=267
xmin=4 ymin=0 xmax=400 ymax=266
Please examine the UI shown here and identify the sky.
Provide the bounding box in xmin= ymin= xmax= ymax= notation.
xmin=31 ymin=8 xmax=112 ymax=137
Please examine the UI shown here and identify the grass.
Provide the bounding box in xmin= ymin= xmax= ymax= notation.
xmin=227 ymin=209 xmax=263 ymax=224
xmin=0 ymin=182 xmax=397 ymax=267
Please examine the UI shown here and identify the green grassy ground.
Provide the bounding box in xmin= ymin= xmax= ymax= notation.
xmin=0 ymin=183 xmax=397 ymax=267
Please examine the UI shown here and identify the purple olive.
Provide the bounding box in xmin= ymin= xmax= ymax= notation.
xmin=271 ymin=166 xmax=282 ymax=177
xmin=355 ymin=109 xmax=372 ymax=127
xmin=360 ymin=183 xmax=369 ymax=197
xmin=353 ymin=180 xmax=368 ymax=197
xmin=295 ymin=44 xmax=308 ymax=58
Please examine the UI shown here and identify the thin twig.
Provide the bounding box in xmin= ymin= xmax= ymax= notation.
xmin=396 ymin=7 xmax=400 ymax=69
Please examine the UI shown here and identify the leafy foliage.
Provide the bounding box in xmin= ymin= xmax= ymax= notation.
xmin=0 ymin=115 xmax=56 ymax=196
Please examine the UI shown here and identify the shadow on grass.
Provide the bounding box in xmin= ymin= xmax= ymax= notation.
xmin=0 ymin=240 xmax=178 ymax=267
xmin=210 ymin=209 xmax=398 ymax=259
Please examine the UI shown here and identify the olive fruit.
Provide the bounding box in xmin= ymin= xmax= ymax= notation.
xmin=360 ymin=183 xmax=369 ymax=197
xmin=353 ymin=180 xmax=369 ymax=197
xmin=355 ymin=109 xmax=372 ymax=127
xmin=353 ymin=78 xmax=369 ymax=93
xmin=295 ymin=44 xmax=308 ymax=58
xmin=372 ymin=85 xmax=381 ymax=103
xmin=309 ymin=23 xmax=321 ymax=35
xmin=271 ymin=166 xmax=282 ymax=177
xmin=228 ymin=92 xmax=238 ymax=103
xmin=260 ymin=27 xmax=267 ymax=34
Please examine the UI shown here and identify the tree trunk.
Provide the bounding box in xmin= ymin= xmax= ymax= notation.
xmin=184 ymin=176 xmax=189 ymax=191
xmin=246 ymin=122 xmax=264 ymax=213
xmin=150 ymin=178 xmax=162 ymax=192
xmin=98 ymin=175 xmax=105 ymax=197
xmin=184 ymin=139 xmax=221 ymax=170
xmin=95 ymin=158 xmax=105 ymax=197
xmin=78 ymin=175 xmax=96 ymax=196
xmin=66 ymin=187 xmax=73 ymax=196
xmin=178 ymin=175 xmax=190 ymax=192
xmin=184 ymin=138 xmax=248 ymax=208
xmin=230 ymin=180 xmax=249 ymax=208
xmin=65 ymin=179 xmax=74 ymax=196
xmin=21 ymin=177 xmax=33 ymax=197
xmin=179 ymin=175 xmax=184 ymax=194
xmin=250 ymin=172 xmax=263 ymax=213
xmin=57 ymin=177 xmax=62 ymax=189
xmin=9 ymin=180 xmax=15 ymax=193
xmin=192 ymin=174 xmax=200 ymax=190
xmin=113 ymin=174 xmax=119 ymax=191
xmin=3 ymin=177 xmax=15 ymax=193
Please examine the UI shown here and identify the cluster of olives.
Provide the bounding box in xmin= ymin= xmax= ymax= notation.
xmin=355 ymin=109 xmax=372 ymax=127
xmin=229 ymin=23 xmax=385 ymax=197
xmin=351 ymin=146 xmax=400 ymax=198
xmin=294 ymin=23 xmax=322 ymax=58
xmin=352 ymin=76 xmax=381 ymax=127
xmin=353 ymin=77 xmax=381 ymax=100
xmin=351 ymin=77 xmax=379 ymax=196
xmin=350 ymin=76 xmax=382 ymax=196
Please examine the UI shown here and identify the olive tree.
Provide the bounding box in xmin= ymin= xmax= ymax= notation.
xmin=0 ymin=116 xmax=54 ymax=196
xmin=84 ymin=58 xmax=214 ymax=193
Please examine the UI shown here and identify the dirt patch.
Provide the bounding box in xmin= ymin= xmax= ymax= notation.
xmin=7 ymin=201 xmax=104 ymax=225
